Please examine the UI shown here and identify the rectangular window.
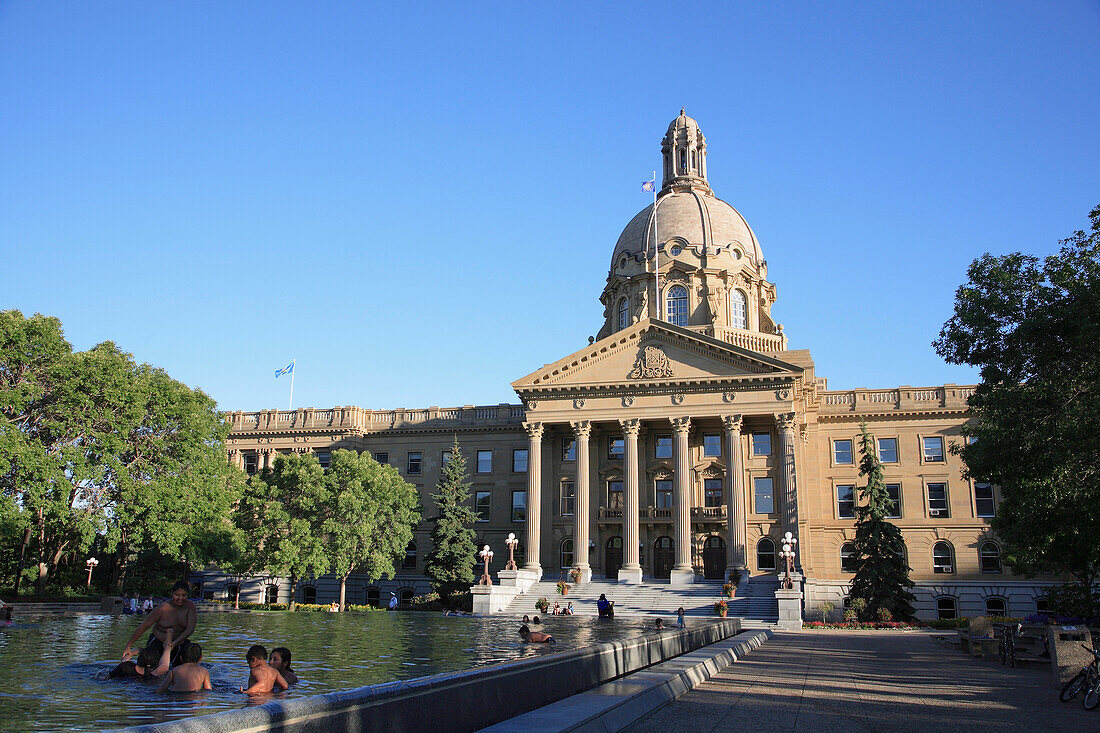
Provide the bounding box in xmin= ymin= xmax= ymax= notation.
xmin=833 ymin=439 xmax=853 ymax=465
xmin=885 ymin=483 xmax=902 ymax=518
xmin=441 ymin=450 xmax=452 ymax=467
xmin=477 ymin=450 xmax=492 ymax=473
xmin=753 ymin=477 xmax=774 ymax=514
xmin=560 ymin=481 xmax=575 ymax=516
xmin=608 ymin=480 xmax=624 ymax=509
xmin=655 ymin=435 xmax=673 ymax=459
xmin=562 ymin=438 xmax=576 ymax=461
xmin=877 ymin=437 xmax=898 ymax=463
xmin=407 ymin=452 xmax=422 ymax=475
xmin=752 ymin=433 xmax=772 ymax=456
xmin=608 ymin=436 xmax=625 ymax=460
xmin=244 ymin=453 xmax=258 ymax=474
xmin=655 ymin=479 xmax=673 ymax=508
xmin=974 ymin=483 xmax=996 ymax=517
xmin=704 ymin=478 xmax=723 ymax=508
xmin=512 ymin=449 xmax=528 ymax=473
xmin=927 ymin=482 xmax=949 ymax=517
xmin=374 ymin=452 xmax=388 ymax=465
xmin=703 ymin=434 xmax=721 ymax=457
xmin=836 ymin=484 xmax=856 ymax=519
xmin=922 ymin=436 xmax=945 ymax=463
xmin=314 ymin=451 xmax=331 ymax=469
xmin=475 ymin=491 xmax=491 ymax=522
xmin=511 ymin=490 xmax=526 ymax=522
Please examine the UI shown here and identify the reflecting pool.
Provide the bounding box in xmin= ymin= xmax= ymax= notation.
xmin=0 ymin=610 xmax=663 ymax=731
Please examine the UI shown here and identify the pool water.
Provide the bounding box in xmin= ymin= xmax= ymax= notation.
xmin=0 ymin=610 xmax=656 ymax=731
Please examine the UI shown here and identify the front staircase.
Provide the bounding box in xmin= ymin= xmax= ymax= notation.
xmin=500 ymin=575 xmax=780 ymax=627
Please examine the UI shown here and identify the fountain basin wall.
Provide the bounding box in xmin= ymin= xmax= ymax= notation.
xmin=121 ymin=618 xmax=741 ymax=733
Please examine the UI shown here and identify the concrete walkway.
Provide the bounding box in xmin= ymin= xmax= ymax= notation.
xmin=625 ymin=630 xmax=1098 ymax=732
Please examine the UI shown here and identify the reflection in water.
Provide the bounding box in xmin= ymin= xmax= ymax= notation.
xmin=0 ymin=611 xmax=668 ymax=731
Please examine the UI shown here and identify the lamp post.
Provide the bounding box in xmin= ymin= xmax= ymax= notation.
xmin=505 ymin=533 xmax=519 ymax=570
xmin=478 ymin=545 xmax=494 ymax=586
xmin=85 ymin=557 xmax=99 ymax=588
xmin=779 ymin=532 xmax=797 ymax=589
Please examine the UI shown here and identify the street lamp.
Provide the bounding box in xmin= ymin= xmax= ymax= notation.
xmin=85 ymin=557 xmax=99 ymax=587
xmin=478 ymin=545 xmax=495 ymax=586
xmin=504 ymin=533 xmax=519 ymax=570
xmin=779 ymin=532 xmax=797 ymax=589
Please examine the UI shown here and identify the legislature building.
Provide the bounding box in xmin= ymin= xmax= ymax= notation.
xmin=207 ymin=111 xmax=1049 ymax=620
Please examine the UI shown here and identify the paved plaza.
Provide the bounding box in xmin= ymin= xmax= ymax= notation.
xmin=625 ymin=629 xmax=1098 ymax=732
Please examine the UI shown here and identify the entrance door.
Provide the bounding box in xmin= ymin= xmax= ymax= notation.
xmin=703 ymin=535 xmax=726 ymax=579
xmin=653 ymin=536 xmax=674 ymax=579
xmin=605 ymin=536 xmax=623 ymax=579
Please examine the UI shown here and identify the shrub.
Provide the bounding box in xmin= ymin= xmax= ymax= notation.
xmin=850 ymin=597 xmax=868 ymax=615
xmin=820 ymin=601 xmax=836 ymax=622
xmin=842 ymin=608 xmax=857 ymax=622
xmin=876 ymin=607 xmax=893 ymax=622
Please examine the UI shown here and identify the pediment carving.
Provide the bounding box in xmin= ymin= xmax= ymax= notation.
xmin=628 ymin=345 xmax=675 ymax=380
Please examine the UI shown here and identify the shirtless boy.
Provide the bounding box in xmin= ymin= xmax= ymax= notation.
xmin=240 ymin=645 xmax=289 ymax=694
xmin=157 ymin=643 xmax=211 ymax=693
xmin=121 ymin=581 xmax=198 ymax=667
xmin=111 ymin=629 xmax=174 ymax=679
xmin=518 ymin=624 xmax=554 ymax=643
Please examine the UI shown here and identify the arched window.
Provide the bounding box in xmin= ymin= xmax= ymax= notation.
xmin=399 ymin=588 xmax=415 ymax=603
xmin=979 ymin=542 xmax=1001 ymax=573
xmin=618 ymin=298 xmax=629 ymax=330
xmin=265 ymin=585 xmax=279 ymax=605
xmin=560 ymin=537 xmax=574 ymax=569
xmin=936 ymin=596 xmax=957 ymax=620
xmin=302 ymin=586 xmax=317 ymax=604
xmin=403 ymin=541 xmax=417 ymax=569
xmin=985 ymin=597 xmax=1007 ymax=616
xmin=840 ymin=542 xmax=857 ymax=573
xmin=690 ymin=149 xmax=696 ymax=170
xmin=366 ymin=587 xmax=381 ymax=608
xmin=757 ymin=537 xmax=776 ymax=571
xmin=667 ymin=285 xmax=688 ymax=327
xmin=932 ymin=541 xmax=954 ymax=574
xmin=678 ymin=149 xmax=686 ymax=172
xmin=729 ymin=289 xmax=747 ymax=329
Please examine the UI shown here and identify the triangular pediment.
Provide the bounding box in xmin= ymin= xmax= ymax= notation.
xmin=512 ymin=319 xmax=802 ymax=394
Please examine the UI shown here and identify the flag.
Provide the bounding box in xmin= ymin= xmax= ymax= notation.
xmin=641 ymin=176 xmax=655 ymax=193
xmin=275 ymin=361 xmax=294 ymax=378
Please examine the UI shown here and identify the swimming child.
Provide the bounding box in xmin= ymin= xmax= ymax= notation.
xmin=240 ymin=645 xmax=289 ymax=694
xmin=110 ymin=629 xmax=174 ymax=678
xmin=518 ymin=624 xmax=554 ymax=643
xmin=655 ymin=618 xmax=665 ymax=629
xmin=270 ymin=646 xmax=298 ymax=685
xmin=157 ymin=643 xmax=211 ymax=693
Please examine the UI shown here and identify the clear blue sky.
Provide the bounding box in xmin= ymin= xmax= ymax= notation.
xmin=2 ymin=2 xmax=1097 ymax=412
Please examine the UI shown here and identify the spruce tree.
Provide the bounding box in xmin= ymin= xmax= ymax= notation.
xmin=849 ymin=422 xmax=916 ymax=620
xmin=423 ymin=437 xmax=478 ymax=597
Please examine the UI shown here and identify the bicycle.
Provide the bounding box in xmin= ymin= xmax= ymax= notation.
xmin=1059 ymin=645 xmax=1100 ymax=709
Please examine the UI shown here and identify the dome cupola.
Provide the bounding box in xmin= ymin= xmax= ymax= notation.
xmin=661 ymin=108 xmax=711 ymax=195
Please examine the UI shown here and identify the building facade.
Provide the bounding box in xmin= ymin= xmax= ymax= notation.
xmin=210 ymin=112 xmax=1052 ymax=619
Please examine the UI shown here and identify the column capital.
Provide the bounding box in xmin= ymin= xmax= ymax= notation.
xmin=669 ymin=416 xmax=692 ymax=434
xmin=523 ymin=421 xmax=545 ymax=440
xmin=619 ymin=418 xmax=641 ymax=437
xmin=775 ymin=412 xmax=797 ymax=432
xmin=570 ymin=420 xmax=592 ymax=439
xmin=721 ymin=414 xmax=743 ymax=434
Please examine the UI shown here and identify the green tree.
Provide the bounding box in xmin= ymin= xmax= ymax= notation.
xmin=423 ymin=437 xmax=477 ymax=598
xmin=324 ymin=449 xmax=420 ymax=610
xmin=849 ymin=423 xmax=915 ymax=620
xmin=934 ymin=205 xmax=1100 ymax=601
xmin=236 ymin=451 xmax=329 ymax=610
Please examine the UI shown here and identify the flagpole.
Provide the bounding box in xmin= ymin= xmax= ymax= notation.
xmin=652 ymin=170 xmax=659 ymax=321
xmin=289 ymin=359 xmax=295 ymax=410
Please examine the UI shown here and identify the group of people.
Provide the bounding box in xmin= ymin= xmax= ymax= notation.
xmin=110 ymin=580 xmax=299 ymax=694
xmin=121 ymin=594 xmax=154 ymax=615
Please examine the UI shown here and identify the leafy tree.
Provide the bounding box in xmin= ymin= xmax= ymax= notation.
xmin=324 ymin=449 xmax=420 ymax=610
xmin=849 ymin=423 xmax=915 ymax=620
xmin=934 ymin=205 xmax=1100 ymax=597
xmin=423 ymin=437 xmax=477 ymax=598
xmin=236 ymin=452 xmax=329 ymax=610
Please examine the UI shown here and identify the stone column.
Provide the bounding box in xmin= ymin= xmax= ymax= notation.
xmin=619 ymin=418 xmax=643 ymax=583
xmin=571 ymin=420 xmax=593 ymax=583
xmin=722 ymin=414 xmax=748 ymax=580
xmin=776 ymin=412 xmax=800 ymax=568
xmin=523 ymin=422 xmax=544 ymax=579
xmin=670 ymin=416 xmax=695 ymax=586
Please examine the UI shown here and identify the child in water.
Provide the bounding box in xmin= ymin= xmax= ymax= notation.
xmin=157 ymin=643 xmax=211 ymax=693
xmin=240 ymin=645 xmax=289 ymax=694
xmin=518 ymin=624 xmax=554 ymax=643
xmin=109 ymin=629 xmax=174 ymax=679
xmin=269 ymin=646 xmax=298 ymax=685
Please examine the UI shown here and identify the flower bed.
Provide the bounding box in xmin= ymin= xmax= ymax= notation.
xmin=803 ymin=620 xmax=925 ymax=630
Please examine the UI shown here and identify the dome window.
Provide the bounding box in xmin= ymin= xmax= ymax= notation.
xmin=618 ymin=298 xmax=629 ymax=330
xmin=730 ymin=289 xmax=747 ymax=329
xmin=670 ymin=245 xmax=682 ymax=256
xmin=666 ymin=285 xmax=688 ymax=327
xmin=678 ymin=149 xmax=686 ymax=173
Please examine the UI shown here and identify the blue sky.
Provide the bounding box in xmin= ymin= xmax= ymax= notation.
xmin=2 ymin=2 xmax=1097 ymax=412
